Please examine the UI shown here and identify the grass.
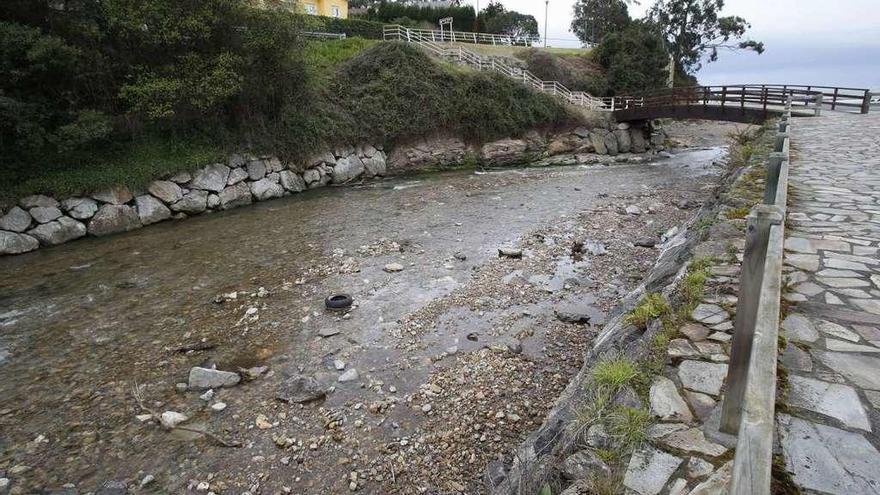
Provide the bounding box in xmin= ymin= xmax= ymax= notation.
xmin=442 ymin=42 xmax=590 ymax=58
xmin=593 ymin=358 xmax=639 ymax=389
xmin=303 ymin=38 xmax=379 ymax=77
xmin=607 ymin=407 xmax=650 ymax=450
xmin=625 ymin=293 xmax=671 ymax=329
xmin=725 ymin=206 xmax=752 ymax=220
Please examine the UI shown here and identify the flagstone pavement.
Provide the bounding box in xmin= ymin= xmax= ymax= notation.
xmin=778 ymin=110 xmax=880 ymax=494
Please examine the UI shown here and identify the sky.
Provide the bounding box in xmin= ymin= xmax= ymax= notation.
xmin=458 ymin=0 xmax=880 ymax=89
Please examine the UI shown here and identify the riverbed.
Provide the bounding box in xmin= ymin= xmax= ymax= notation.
xmin=0 ymin=124 xmax=738 ymax=494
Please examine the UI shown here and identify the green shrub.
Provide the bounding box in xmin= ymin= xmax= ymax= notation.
xmin=360 ymin=4 xmax=476 ymax=30
xmin=593 ymin=21 xmax=669 ymax=95
xmin=303 ymin=15 xmax=386 ymax=39
xmin=626 ymin=293 xmax=671 ymax=328
xmin=593 ymin=358 xmax=639 ymax=388
xmin=518 ymin=49 xmax=609 ymax=96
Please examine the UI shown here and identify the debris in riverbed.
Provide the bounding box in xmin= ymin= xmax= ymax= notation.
xmin=160 ymin=411 xmax=188 ymax=429
xmin=634 ymin=238 xmax=658 ymax=248
xmin=319 ymin=327 xmax=341 ymax=337
xmin=276 ymin=374 xmax=327 ymax=404
xmin=213 ymin=291 xmax=238 ymax=304
xmin=170 ymin=342 xmax=215 ymax=354
xmin=188 ymin=367 xmax=241 ymax=390
xmin=498 ymin=247 xmax=523 ymax=258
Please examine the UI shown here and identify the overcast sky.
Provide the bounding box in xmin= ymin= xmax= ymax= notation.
xmin=458 ymin=0 xmax=880 ymax=88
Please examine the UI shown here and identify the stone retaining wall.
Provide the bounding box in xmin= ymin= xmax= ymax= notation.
xmin=0 ymin=123 xmax=661 ymax=256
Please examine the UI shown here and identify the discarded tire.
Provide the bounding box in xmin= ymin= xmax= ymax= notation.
xmin=325 ymin=294 xmax=353 ymax=310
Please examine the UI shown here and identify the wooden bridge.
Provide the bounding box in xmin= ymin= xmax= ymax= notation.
xmin=611 ymin=84 xmax=873 ymax=123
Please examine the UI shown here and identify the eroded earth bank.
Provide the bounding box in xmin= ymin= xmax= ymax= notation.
xmin=0 ymin=121 xmax=742 ymax=494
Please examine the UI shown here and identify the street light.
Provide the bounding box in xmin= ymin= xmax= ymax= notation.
xmin=544 ymin=0 xmax=549 ymax=48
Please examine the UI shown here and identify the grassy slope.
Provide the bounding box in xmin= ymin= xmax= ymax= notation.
xmin=1 ymin=39 xmax=576 ymax=204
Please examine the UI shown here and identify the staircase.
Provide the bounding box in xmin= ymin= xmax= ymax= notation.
xmin=382 ymin=25 xmax=627 ymax=112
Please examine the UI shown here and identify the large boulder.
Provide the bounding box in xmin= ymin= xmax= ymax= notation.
xmin=226 ymin=167 xmax=248 ymax=186
xmin=481 ymin=138 xmax=529 ymax=165
xmin=0 ymin=206 xmax=32 ymax=232
xmin=91 ymin=186 xmax=133 ymax=205
xmin=631 ymin=128 xmax=648 ymax=153
xmin=218 ymin=183 xmax=252 ymax=210
xmin=614 ymin=129 xmax=632 ymax=153
xmin=246 ymin=159 xmax=267 ymax=181
xmin=61 ymin=198 xmax=98 ymax=220
xmin=29 ymin=206 xmax=62 ymax=224
xmin=170 ymin=190 xmax=208 ymax=214
xmin=87 ymin=204 xmax=141 ymax=236
xmin=250 ymin=178 xmax=284 ymax=201
xmin=302 ymin=168 xmax=321 ymax=186
xmin=189 ymin=163 xmax=230 ymax=192
xmin=147 ymin=180 xmax=183 ymax=204
xmin=279 ymin=171 xmax=306 ymax=192
xmin=28 ymin=216 xmax=86 ymax=246
xmin=362 ymin=153 xmax=387 ymax=177
xmin=589 ymin=131 xmax=608 ymax=155
xmin=135 ymin=195 xmax=171 ymax=225
xmin=188 ymin=367 xmax=240 ymax=390
xmin=265 ymin=156 xmax=284 ymax=173
xmin=331 ymin=155 xmax=365 ymax=184
xmin=387 ymin=136 xmax=469 ymax=172
xmin=0 ymin=231 xmax=39 ymax=255
xmin=19 ymin=194 xmax=58 ymax=209
xmin=603 ymin=132 xmax=619 ymax=156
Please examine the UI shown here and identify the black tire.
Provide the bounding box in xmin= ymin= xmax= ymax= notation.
xmin=325 ymin=294 xmax=353 ymax=310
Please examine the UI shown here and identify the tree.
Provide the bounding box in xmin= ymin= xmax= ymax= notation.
xmin=648 ymin=0 xmax=764 ymax=74
xmin=594 ymin=21 xmax=669 ymax=94
xmin=571 ymin=0 xmax=631 ymax=46
xmin=478 ymin=2 xmax=539 ymax=41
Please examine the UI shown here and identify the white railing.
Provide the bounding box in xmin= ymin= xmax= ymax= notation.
xmin=386 ymin=25 xmax=540 ymax=47
xmin=383 ymin=25 xmax=623 ymax=112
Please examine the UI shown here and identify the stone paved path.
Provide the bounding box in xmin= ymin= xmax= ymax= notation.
xmin=779 ymin=110 xmax=880 ymax=494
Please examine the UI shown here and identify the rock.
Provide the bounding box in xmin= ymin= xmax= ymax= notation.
xmin=688 ymin=461 xmax=732 ymax=494
xmin=617 ymin=122 xmax=631 ymax=130
xmin=96 ymin=480 xmax=128 ymax=495
xmin=279 ymin=171 xmax=306 ymax=192
xmin=613 ymin=385 xmax=643 ymax=409
xmin=480 ymin=138 xmax=530 ymax=165
xmin=27 ymin=217 xmax=86 ymax=246
xmin=29 ymin=206 xmax=62 ymax=224
xmin=604 ymin=132 xmax=619 ymax=156
xmin=383 ymin=262 xmax=404 ymax=273
xmin=338 ymin=369 xmax=359 ymax=383
xmin=250 ymin=178 xmax=284 ymax=201
xmin=589 ymin=131 xmax=608 ymax=155
xmin=658 ymin=427 xmax=728 ymax=457
xmin=677 ymin=360 xmax=728 ymax=396
xmin=581 ymin=240 xmax=607 ymax=256
xmin=625 ymin=205 xmax=643 ymax=215
xmin=169 ymin=171 xmax=191 ymax=183
xmin=20 ymin=194 xmax=59 ymax=208
xmin=787 ymin=374 xmax=871 ymax=430
xmin=649 ymin=376 xmax=693 ymax=421
xmin=266 ymin=156 xmax=284 ymax=172
xmin=319 ymin=327 xmax=341 ymax=338
xmin=88 ymin=204 xmax=141 ymax=236
xmin=691 ymin=304 xmax=729 ymax=326
xmin=255 ymin=413 xmax=273 ymax=429
xmin=562 ymin=450 xmax=611 ymax=480
xmin=631 ymin=129 xmax=648 ymax=153
xmin=188 ymin=367 xmax=241 ymax=390
xmin=781 ymin=342 xmax=813 ymax=372
xmin=170 ymin=190 xmax=208 ymax=214
xmin=247 ymin=159 xmax=267 ymax=181
xmin=0 ymin=231 xmax=38 ymax=255
xmin=207 ymin=194 xmax=220 ymax=209
xmin=684 ymin=391 xmax=716 ymax=420
xmin=586 ymin=424 xmax=611 ymax=448
xmin=61 ymin=197 xmax=99 ymax=220
xmin=218 ymin=183 xmax=252 ymax=210
xmin=623 ymin=446 xmax=683 ymax=495
xmin=303 ymin=168 xmax=321 ymax=185
xmin=0 ymin=478 xmax=8 ymax=491
xmin=147 ymin=180 xmax=183 ymax=204
xmin=0 ymin=206 xmax=32 ymax=232
xmin=332 ymin=155 xmax=366 ymax=184
xmin=333 ymin=359 xmax=346 ymax=371
xmin=91 ymin=186 xmax=133 ymax=205
xmin=555 ymin=303 xmax=594 ymax=324
xmin=781 ymin=313 xmax=819 ymax=343
xmin=190 ymin=163 xmax=230 ymax=192
xmin=668 ymin=339 xmax=700 ymax=358
xmin=160 ymin=411 xmax=188 ymax=429
xmin=226 ymin=167 xmax=248 ymax=186
xmin=498 ymin=247 xmax=523 ymax=258
xmin=614 ymin=129 xmax=632 ymax=153
xmin=635 ymin=238 xmax=658 ymax=248
xmin=140 ymin=475 xmax=155 ymax=488
xmin=211 ymin=402 xmax=227 ymax=412
xmin=486 ymin=460 xmax=507 ymax=487
xmin=135 ymin=195 xmax=171 ymax=225
xmin=276 ymin=375 xmax=326 ymax=403
xmin=362 ymin=154 xmax=387 ymax=177
xmin=493 ymin=336 xmax=523 ymax=354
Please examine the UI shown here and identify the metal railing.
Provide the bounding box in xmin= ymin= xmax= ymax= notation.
xmin=383 ymin=25 xmax=615 ymax=111
xmin=722 ymin=101 xmax=793 ymax=495
xmin=302 ymin=31 xmax=347 ymax=40
xmin=383 ymin=25 xmax=540 ymax=46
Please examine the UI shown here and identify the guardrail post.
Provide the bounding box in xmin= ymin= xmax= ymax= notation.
xmin=862 ymin=91 xmax=873 ymax=114
xmin=721 ymin=86 xmax=727 ymax=109
xmin=764 ymin=152 xmax=787 ymax=204
xmin=814 ymin=94 xmax=823 ymax=116
xmin=832 ymin=87 xmax=839 ymax=110
xmin=720 ymin=205 xmax=784 ymax=434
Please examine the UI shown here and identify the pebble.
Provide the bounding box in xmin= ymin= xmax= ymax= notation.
xmin=159 ymin=411 xmax=187 ymax=429
xmin=175 ymin=382 xmax=188 ymax=393
xmin=421 ymin=404 xmax=432 ymax=413
xmin=334 ymin=359 xmax=346 ymax=371
xmin=140 ymin=475 xmax=155 ymax=487
xmin=199 ymin=389 xmax=214 ymax=401
xmin=498 ymin=247 xmax=523 ymax=258
xmin=0 ymin=479 xmax=9 ymax=490
xmin=211 ymin=402 xmax=227 ymax=412
xmin=389 ymin=385 xmax=397 ymax=393
xmin=383 ymin=263 xmax=404 ymax=273
xmin=338 ymin=368 xmax=359 ymax=383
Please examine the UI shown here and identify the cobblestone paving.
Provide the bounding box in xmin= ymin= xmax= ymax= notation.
xmin=778 ymin=111 xmax=880 ymax=494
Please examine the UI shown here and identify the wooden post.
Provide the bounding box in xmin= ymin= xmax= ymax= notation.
xmin=862 ymin=91 xmax=873 ymax=114
xmin=721 ymin=86 xmax=727 ymax=109
xmin=832 ymin=87 xmax=839 ymax=110
xmin=720 ymin=206 xmax=783 ymax=434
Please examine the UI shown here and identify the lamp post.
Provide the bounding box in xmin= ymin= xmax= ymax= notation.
xmin=544 ymin=0 xmax=549 ymax=48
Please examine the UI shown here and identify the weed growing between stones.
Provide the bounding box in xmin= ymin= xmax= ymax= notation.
xmin=625 ymin=293 xmax=671 ymax=329
xmin=593 ymin=358 xmax=640 ymax=388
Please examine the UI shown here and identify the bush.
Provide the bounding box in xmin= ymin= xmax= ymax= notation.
xmin=518 ymin=49 xmax=609 ymax=96
xmin=302 ymin=15 xmax=386 ymax=39
xmin=361 ymin=4 xmax=476 ymax=30
xmin=593 ymin=21 xmax=670 ymax=95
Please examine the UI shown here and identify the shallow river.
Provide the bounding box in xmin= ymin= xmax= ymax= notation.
xmin=0 ymin=147 xmax=725 ymax=493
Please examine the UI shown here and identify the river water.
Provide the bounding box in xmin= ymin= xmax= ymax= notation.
xmin=0 ymin=147 xmax=727 ymax=493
